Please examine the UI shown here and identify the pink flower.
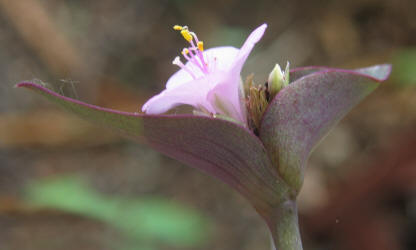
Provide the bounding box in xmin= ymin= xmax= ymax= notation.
xmin=142 ymin=24 xmax=268 ymax=125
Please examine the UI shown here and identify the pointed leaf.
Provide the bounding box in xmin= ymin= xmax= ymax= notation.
xmin=16 ymin=82 xmax=290 ymax=215
xmin=260 ymin=64 xmax=392 ymax=192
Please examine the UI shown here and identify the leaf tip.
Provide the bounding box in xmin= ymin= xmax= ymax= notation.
xmin=356 ymin=63 xmax=392 ymax=82
xmin=14 ymin=82 xmax=28 ymax=88
xmin=15 ymin=81 xmax=42 ymax=90
xmin=375 ymin=63 xmax=393 ymax=81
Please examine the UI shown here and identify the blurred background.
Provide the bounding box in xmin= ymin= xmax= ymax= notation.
xmin=1 ymin=0 xmax=416 ymax=249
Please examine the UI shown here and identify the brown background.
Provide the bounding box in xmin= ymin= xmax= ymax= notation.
xmin=1 ymin=0 xmax=416 ymax=249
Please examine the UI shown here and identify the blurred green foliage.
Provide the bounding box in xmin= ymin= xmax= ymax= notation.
xmin=24 ymin=176 xmax=210 ymax=249
xmin=392 ymin=48 xmax=416 ymax=86
xmin=208 ymin=26 xmax=248 ymax=47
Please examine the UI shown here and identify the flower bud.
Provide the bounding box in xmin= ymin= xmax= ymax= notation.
xmin=268 ymin=62 xmax=290 ymax=97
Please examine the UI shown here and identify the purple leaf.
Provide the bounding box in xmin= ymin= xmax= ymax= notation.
xmin=16 ymin=82 xmax=290 ymax=216
xmin=260 ymin=64 xmax=392 ymax=191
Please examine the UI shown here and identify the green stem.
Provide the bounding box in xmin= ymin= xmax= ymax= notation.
xmin=268 ymin=199 xmax=303 ymax=250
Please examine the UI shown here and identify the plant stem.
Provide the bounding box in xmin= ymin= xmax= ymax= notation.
xmin=268 ymin=199 xmax=303 ymax=250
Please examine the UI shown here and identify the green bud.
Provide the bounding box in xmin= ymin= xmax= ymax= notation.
xmin=268 ymin=62 xmax=290 ymax=97
xmin=284 ymin=61 xmax=290 ymax=86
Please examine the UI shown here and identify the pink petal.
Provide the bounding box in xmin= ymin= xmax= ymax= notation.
xmin=145 ymin=24 xmax=267 ymax=122
xmin=166 ymin=68 xmax=196 ymax=90
xmin=142 ymin=77 xmax=214 ymax=114
xmin=233 ymin=23 xmax=267 ymax=73
xmin=166 ymin=46 xmax=239 ymax=90
xmin=203 ymin=46 xmax=239 ymax=71
xmin=207 ymin=73 xmax=245 ymax=123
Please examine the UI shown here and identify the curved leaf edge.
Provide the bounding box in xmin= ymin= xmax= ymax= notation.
xmin=267 ymin=64 xmax=392 ymax=127
xmin=259 ymin=64 xmax=392 ymax=192
xmin=289 ymin=64 xmax=392 ymax=82
xmin=16 ymin=82 xmax=264 ymax=145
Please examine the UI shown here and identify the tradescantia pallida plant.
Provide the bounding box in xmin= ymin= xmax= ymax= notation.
xmin=17 ymin=23 xmax=391 ymax=250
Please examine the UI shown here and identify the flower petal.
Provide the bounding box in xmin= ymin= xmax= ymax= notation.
xmin=260 ymin=64 xmax=392 ymax=192
xmin=166 ymin=47 xmax=239 ymax=90
xmin=156 ymin=25 xmax=266 ymax=124
xmin=204 ymin=46 xmax=239 ymax=72
xmin=166 ymin=68 xmax=196 ymax=90
xmin=202 ymin=24 xmax=268 ymax=124
xmin=143 ymin=77 xmax=214 ymax=114
xmin=206 ymin=73 xmax=245 ymax=123
xmin=232 ymin=23 xmax=267 ymax=73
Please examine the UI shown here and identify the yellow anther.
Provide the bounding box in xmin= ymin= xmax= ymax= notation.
xmin=173 ymin=25 xmax=183 ymax=31
xmin=180 ymin=29 xmax=193 ymax=42
xmin=182 ymin=48 xmax=189 ymax=55
xmin=197 ymin=41 xmax=204 ymax=51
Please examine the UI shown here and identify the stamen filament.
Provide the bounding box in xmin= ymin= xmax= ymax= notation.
xmin=189 ymin=39 xmax=208 ymax=72
xmin=188 ymin=31 xmax=208 ymax=72
xmin=183 ymin=48 xmax=205 ymax=73
xmin=173 ymin=25 xmax=209 ymax=74
xmin=189 ymin=31 xmax=200 ymax=43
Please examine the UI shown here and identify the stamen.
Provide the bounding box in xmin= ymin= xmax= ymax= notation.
xmin=172 ymin=25 xmax=209 ymax=74
xmin=180 ymin=29 xmax=193 ymax=43
xmin=188 ymin=31 xmax=208 ymax=71
xmin=173 ymin=25 xmax=183 ymax=31
xmin=183 ymin=47 xmax=205 ymax=73
xmin=197 ymin=41 xmax=204 ymax=51
xmin=172 ymin=56 xmax=182 ymax=65
xmin=189 ymin=31 xmax=199 ymax=43
xmin=192 ymin=41 xmax=208 ymax=71
xmin=182 ymin=48 xmax=190 ymax=55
